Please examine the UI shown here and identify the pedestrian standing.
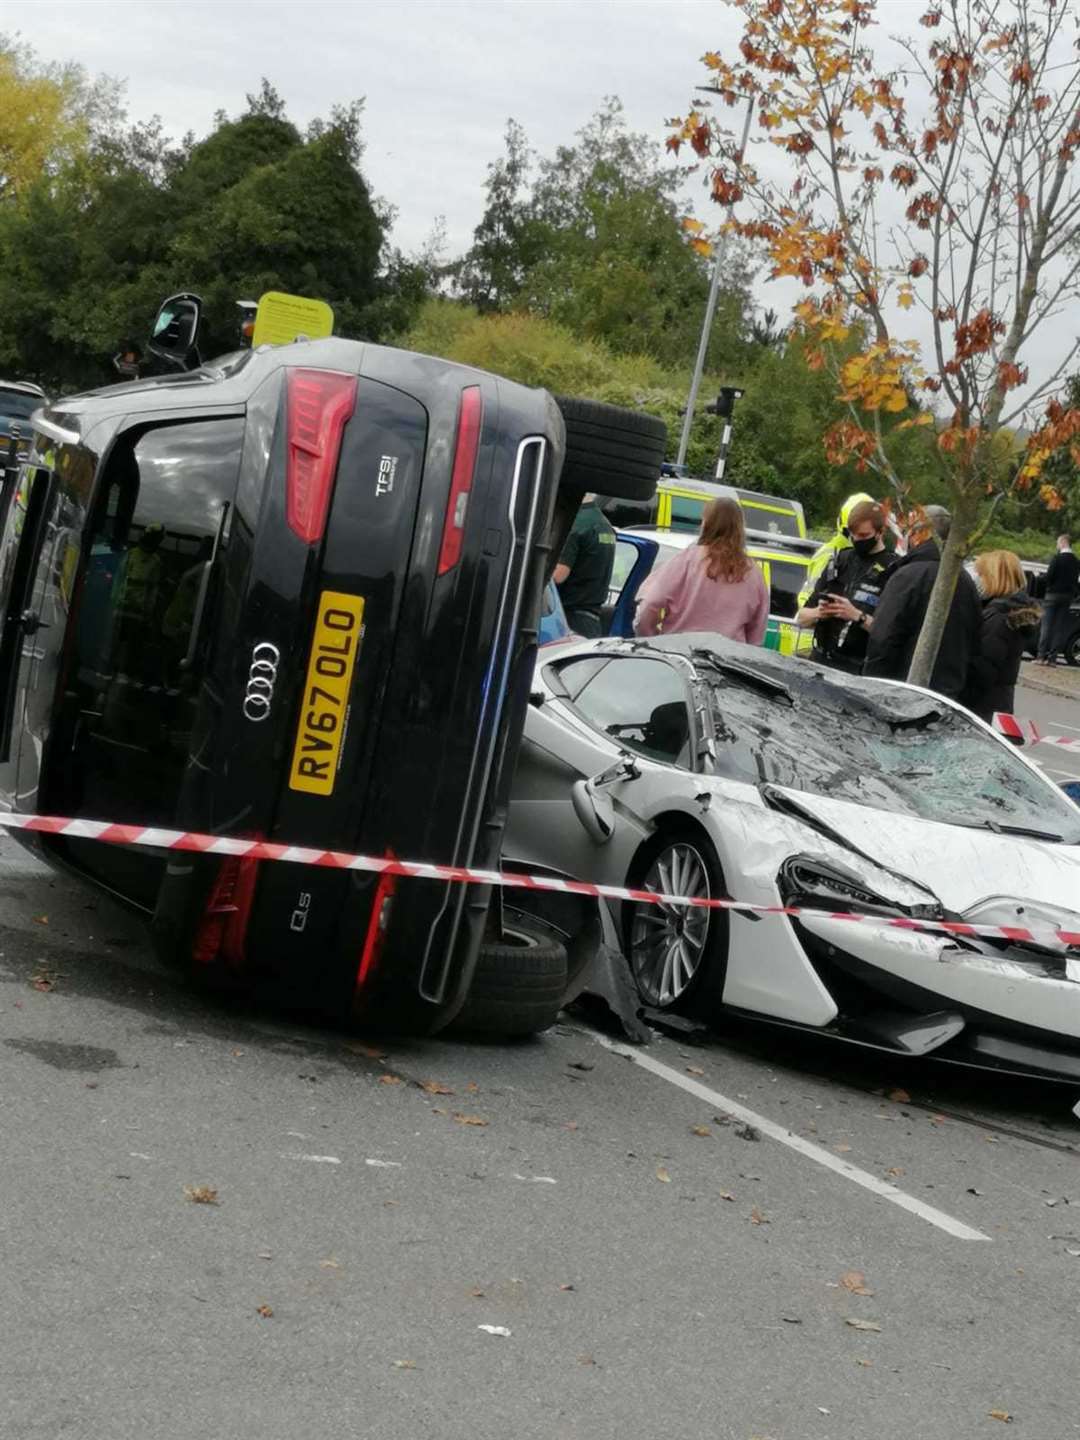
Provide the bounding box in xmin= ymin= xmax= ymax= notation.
xmin=634 ymin=496 xmax=769 ymax=643
xmin=1036 ymin=534 xmax=1080 ymax=666
xmin=795 ymin=498 xmax=897 ymax=673
xmin=863 ymin=505 xmax=982 ymax=699
xmin=554 ymin=493 xmax=617 ymax=637
xmin=961 ymin=551 xmax=1042 ymax=723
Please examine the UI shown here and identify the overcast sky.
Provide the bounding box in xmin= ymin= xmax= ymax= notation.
xmin=29 ymin=0 xmax=726 ymax=256
xmin=23 ymin=1 xmax=1080 ymax=412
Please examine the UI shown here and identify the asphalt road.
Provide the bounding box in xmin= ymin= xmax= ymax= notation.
xmin=1014 ymin=672 xmax=1080 ymax=786
xmin=2 ymin=837 xmax=1080 ymax=1440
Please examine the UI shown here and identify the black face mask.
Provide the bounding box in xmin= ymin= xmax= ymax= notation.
xmin=851 ymin=536 xmax=878 ymax=559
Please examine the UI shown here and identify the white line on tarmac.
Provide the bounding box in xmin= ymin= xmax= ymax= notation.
xmin=591 ymin=1033 xmax=991 ymax=1243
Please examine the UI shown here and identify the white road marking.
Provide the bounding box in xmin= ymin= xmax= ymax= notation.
xmin=592 ymin=1033 xmax=991 ymax=1243
xmin=280 ymin=1152 xmax=341 ymax=1164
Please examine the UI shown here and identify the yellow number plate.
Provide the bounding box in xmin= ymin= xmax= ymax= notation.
xmin=288 ymin=591 xmax=365 ymax=796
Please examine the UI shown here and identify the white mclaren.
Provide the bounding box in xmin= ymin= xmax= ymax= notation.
xmin=506 ymin=633 xmax=1080 ymax=1081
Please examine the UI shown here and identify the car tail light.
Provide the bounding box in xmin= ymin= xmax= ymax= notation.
xmin=285 ymin=368 xmax=357 ymax=544
xmin=356 ymin=871 xmax=397 ymax=990
xmin=437 ymin=385 xmax=482 ymax=575
xmin=192 ymin=857 xmax=260 ymax=967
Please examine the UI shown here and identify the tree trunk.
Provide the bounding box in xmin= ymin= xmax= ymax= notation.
xmin=905 ymin=488 xmax=977 ymax=690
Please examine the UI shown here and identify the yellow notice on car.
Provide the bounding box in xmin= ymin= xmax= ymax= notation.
xmin=252 ymin=291 xmax=334 ymax=348
xmin=289 ymin=591 xmax=365 ymax=796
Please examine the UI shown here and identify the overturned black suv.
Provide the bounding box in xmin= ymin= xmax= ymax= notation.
xmin=0 ymin=299 xmax=664 ymax=1034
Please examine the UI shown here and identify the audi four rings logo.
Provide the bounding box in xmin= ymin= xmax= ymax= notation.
xmin=244 ymin=642 xmax=281 ymax=722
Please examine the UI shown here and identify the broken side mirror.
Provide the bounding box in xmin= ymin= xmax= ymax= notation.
xmin=148 ymin=293 xmax=203 ymax=371
xmin=570 ymin=756 xmax=640 ymax=845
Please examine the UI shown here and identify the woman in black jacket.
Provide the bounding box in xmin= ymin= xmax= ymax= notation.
xmin=962 ymin=551 xmax=1041 ymax=723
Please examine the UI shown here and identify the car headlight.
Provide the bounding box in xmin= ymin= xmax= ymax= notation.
xmin=779 ymin=854 xmax=944 ymax=920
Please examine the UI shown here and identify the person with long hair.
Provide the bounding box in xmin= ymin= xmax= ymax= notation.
xmin=961 ymin=549 xmax=1041 ymax=723
xmin=634 ymin=497 xmax=769 ymax=643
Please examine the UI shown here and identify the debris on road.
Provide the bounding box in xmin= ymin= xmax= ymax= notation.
xmin=256 ymin=1304 xmax=273 ymax=1318
xmin=184 ymin=1185 xmax=219 ymax=1205
xmin=844 ymin=1318 xmax=882 ymax=1332
xmin=452 ymin=1113 xmax=488 ymax=1127
xmin=478 ymin=1324 xmax=511 ymax=1337
xmin=840 ymin=1271 xmax=874 ymax=1297
xmin=735 ymin=1123 xmax=761 ymax=1142
xmin=656 ymin=1166 xmax=672 ymax=1183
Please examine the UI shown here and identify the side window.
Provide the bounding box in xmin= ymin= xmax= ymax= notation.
xmin=607 ymin=539 xmax=640 ymax=604
xmin=570 ymin=655 xmax=694 ymax=768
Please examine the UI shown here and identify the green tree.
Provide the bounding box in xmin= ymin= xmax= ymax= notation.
xmin=455 ymin=100 xmax=755 ymax=372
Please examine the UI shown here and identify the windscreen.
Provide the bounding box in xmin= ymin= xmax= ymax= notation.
xmin=0 ymin=391 xmax=40 ymax=423
xmin=705 ymin=666 xmax=1080 ymax=844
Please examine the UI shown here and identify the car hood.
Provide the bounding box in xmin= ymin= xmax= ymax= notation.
xmin=766 ymin=784 xmax=1080 ymax=913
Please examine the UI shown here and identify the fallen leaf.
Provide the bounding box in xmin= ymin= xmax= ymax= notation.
xmin=468 ymin=1287 xmax=486 ymax=1298
xmin=32 ymin=915 xmax=48 ymax=926
xmin=685 ymin=1065 xmax=705 ymax=1076
xmin=656 ymin=1167 xmax=672 ymax=1183
xmin=578 ymin=1353 xmax=597 ymax=1366
xmin=563 ymin=1121 xmax=579 ymax=1131
xmin=559 ymin=1283 xmax=575 ymax=1292
xmin=988 ymin=1411 xmax=1013 ymax=1424
xmin=464 ymin=1082 xmax=479 ymax=1093
xmin=929 ymin=1114 xmax=947 ymax=1125
xmin=347 ymin=1042 xmax=387 ymax=1059
xmin=184 ymin=1185 xmax=219 ymax=1205
xmin=844 ymin=1318 xmax=882 ymax=1332
xmin=256 ymin=1304 xmax=273 ymax=1318
xmin=477 ymin=1324 xmax=511 ymax=1337
xmin=453 ymin=1113 xmax=488 ymax=1127
xmin=840 ymin=1270 xmax=874 ymax=1297
xmin=818 ymin=1408 xmax=831 ymax=1416
xmin=719 ymin=1190 xmax=736 ymax=1202
xmin=885 ymin=1166 xmax=904 ymax=1178
xmin=31 ymin=975 xmax=54 ymax=992
xmin=887 ymin=1088 xmax=911 ymax=1104
xmin=420 ymin=1080 xmax=453 ymax=1095
xmin=393 ymin=1359 xmax=417 ymax=1369
xmin=856 ymin=1358 xmax=873 ymax=1367
xmin=750 ymin=1206 xmax=769 ymax=1225
xmin=834 ymin=1142 xmax=852 ymax=1153
xmin=690 ymin=1125 xmax=712 ymax=1138
xmin=319 ymin=1259 xmax=340 ymax=1269
xmin=378 ymin=1074 xmax=404 ymax=1086
xmin=257 ymin=1251 xmax=273 ymax=1260
xmin=231 ymin=1049 xmax=244 ymax=1057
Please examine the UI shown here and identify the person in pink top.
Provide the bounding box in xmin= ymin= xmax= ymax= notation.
xmin=634 ymin=497 xmax=770 ymax=644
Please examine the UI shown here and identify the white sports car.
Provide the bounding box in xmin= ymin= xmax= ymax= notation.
xmin=506 ymin=633 xmax=1080 ymax=1081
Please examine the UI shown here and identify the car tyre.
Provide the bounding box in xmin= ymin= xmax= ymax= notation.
xmin=555 ymin=396 xmax=666 ymax=503
xmin=625 ymin=826 xmax=728 ymax=1021
xmin=1065 ymin=629 xmax=1080 ymax=668
xmin=449 ymin=917 xmax=569 ymax=1038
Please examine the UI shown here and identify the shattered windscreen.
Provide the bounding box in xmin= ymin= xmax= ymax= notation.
xmin=703 ymin=662 xmax=1080 ymax=845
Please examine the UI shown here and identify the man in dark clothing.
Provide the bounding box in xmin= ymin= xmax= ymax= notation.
xmin=554 ymin=494 xmax=616 ymax=637
xmin=1036 ymin=534 xmax=1080 ymax=665
xmin=796 ymin=498 xmax=897 ymax=673
xmin=863 ymin=505 xmax=982 ymax=699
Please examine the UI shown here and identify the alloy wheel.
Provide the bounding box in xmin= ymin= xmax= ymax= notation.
xmin=629 ymin=841 xmax=712 ymax=1008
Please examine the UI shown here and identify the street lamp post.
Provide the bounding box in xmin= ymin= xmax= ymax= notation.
xmin=675 ymin=93 xmax=755 ymax=470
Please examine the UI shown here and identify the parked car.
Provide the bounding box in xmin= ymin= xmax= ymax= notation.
xmin=0 ymin=381 xmax=46 ymax=467
xmin=604 ymin=526 xmax=814 ymax=657
xmin=600 ymin=476 xmax=808 ymax=540
xmin=0 ymin=307 xmax=664 ymax=1035
xmin=507 ymin=632 xmax=1080 ymax=1081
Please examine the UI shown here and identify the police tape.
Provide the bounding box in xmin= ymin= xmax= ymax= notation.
xmin=0 ymin=808 xmax=1077 ymax=950
xmin=994 ymin=712 xmax=1080 ymax=749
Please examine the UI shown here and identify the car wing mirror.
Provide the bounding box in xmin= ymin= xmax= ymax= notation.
xmin=570 ymin=755 xmax=641 ymax=845
xmin=148 ymin=293 xmax=203 ymax=371
xmin=572 ymin=780 xmax=616 ymax=844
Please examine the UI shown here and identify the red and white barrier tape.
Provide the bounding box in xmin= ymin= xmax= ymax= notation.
xmin=994 ymin=712 xmax=1080 ymax=750
xmin=0 ymin=808 xmax=1077 ymax=949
